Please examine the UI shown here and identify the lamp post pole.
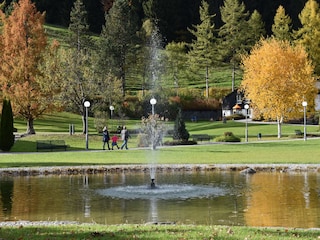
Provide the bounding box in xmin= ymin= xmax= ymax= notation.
xmin=150 ymin=98 xmax=157 ymax=115
xmin=109 ymin=105 xmax=114 ymax=119
xmin=244 ymin=104 xmax=249 ymax=143
xmin=150 ymin=98 xmax=157 ymax=150
xmin=84 ymin=101 xmax=91 ymax=150
xmin=302 ymin=101 xmax=307 ymax=141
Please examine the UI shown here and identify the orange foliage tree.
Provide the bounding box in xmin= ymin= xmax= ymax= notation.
xmin=0 ymin=0 xmax=60 ymax=134
xmin=241 ymin=38 xmax=316 ymax=138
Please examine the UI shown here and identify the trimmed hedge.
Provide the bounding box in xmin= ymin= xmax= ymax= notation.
xmin=164 ymin=140 xmax=197 ymax=146
xmin=214 ymin=132 xmax=241 ymax=142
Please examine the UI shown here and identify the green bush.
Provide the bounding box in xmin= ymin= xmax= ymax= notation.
xmin=163 ymin=140 xmax=197 ymax=146
xmin=0 ymin=99 xmax=14 ymax=151
xmin=214 ymin=132 xmax=241 ymax=142
xmin=173 ymin=108 xmax=189 ymax=141
xmin=226 ymin=114 xmax=245 ymax=120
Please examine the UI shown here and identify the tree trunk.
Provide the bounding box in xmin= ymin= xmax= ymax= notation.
xmin=205 ymin=65 xmax=209 ymax=98
xmin=232 ymin=61 xmax=235 ymax=92
xmin=26 ymin=117 xmax=36 ymax=134
xmin=277 ymin=116 xmax=282 ymax=138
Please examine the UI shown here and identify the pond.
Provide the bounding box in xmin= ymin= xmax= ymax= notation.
xmin=0 ymin=170 xmax=319 ymax=228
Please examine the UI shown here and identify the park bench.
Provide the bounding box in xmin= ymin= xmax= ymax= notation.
xmin=36 ymin=140 xmax=68 ymax=151
xmin=191 ymin=134 xmax=212 ymax=142
xmin=294 ymin=130 xmax=303 ymax=136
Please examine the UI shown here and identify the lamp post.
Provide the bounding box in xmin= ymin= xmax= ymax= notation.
xmin=84 ymin=101 xmax=90 ymax=150
xmin=244 ymin=104 xmax=249 ymax=142
xmin=150 ymin=98 xmax=157 ymax=115
xmin=302 ymin=101 xmax=307 ymax=141
xmin=149 ymin=98 xmax=157 ymax=150
xmin=109 ymin=105 xmax=114 ymax=119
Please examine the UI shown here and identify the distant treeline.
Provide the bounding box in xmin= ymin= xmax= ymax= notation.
xmin=4 ymin=0 xmax=318 ymax=42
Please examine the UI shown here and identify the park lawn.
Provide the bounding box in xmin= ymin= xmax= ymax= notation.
xmin=1 ymin=223 xmax=320 ymax=240
xmin=14 ymin=111 xmax=319 ymax=138
xmin=5 ymin=111 xmax=319 ymax=168
xmin=2 ymin=139 xmax=320 ymax=168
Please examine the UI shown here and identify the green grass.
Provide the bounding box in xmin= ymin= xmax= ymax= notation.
xmin=3 ymin=139 xmax=320 ymax=168
xmin=3 ymin=111 xmax=320 ymax=166
xmin=1 ymin=224 xmax=319 ymax=240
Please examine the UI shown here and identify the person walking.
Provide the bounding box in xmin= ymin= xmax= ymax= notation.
xmin=120 ymin=126 xmax=129 ymax=150
xmin=111 ymin=134 xmax=120 ymax=150
xmin=102 ymin=126 xmax=110 ymax=150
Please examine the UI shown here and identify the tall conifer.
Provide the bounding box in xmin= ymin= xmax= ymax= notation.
xmin=272 ymin=5 xmax=293 ymax=41
xmin=187 ymin=0 xmax=217 ymax=98
xmin=99 ymin=0 xmax=140 ymax=96
xmin=60 ymin=0 xmax=96 ymax=133
xmin=218 ymin=0 xmax=249 ymax=61
xmin=294 ymin=0 xmax=320 ymax=74
xmin=0 ymin=99 xmax=14 ymax=152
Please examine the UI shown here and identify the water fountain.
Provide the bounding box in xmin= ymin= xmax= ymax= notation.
xmin=96 ymin=25 xmax=227 ymax=202
xmin=147 ymin=24 xmax=164 ymax=188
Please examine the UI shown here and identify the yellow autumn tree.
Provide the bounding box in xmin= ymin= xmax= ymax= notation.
xmin=241 ymin=38 xmax=316 ymax=138
xmin=0 ymin=0 xmax=60 ymax=134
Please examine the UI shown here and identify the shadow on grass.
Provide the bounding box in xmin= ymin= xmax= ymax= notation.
xmin=10 ymin=140 xmax=88 ymax=153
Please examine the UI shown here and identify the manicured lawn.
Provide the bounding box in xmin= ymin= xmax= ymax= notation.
xmin=1 ymin=138 xmax=320 ymax=168
xmin=5 ymin=111 xmax=319 ymax=167
xmin=1 ymin=223 xmax=320 ymax=240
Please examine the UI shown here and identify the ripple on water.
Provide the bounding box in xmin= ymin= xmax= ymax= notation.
xmin=96 ymin=184 xmax=227 ymax=200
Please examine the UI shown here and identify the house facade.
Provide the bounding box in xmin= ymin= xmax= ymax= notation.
xmin=222 ymin=89 xmax=251 ymax=118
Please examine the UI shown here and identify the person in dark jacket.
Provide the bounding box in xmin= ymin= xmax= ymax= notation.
xmin=102 ymin=126 xmax=110 ymax=150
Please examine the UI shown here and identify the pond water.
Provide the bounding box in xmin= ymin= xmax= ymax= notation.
xmin=0 ymin=171 xmax=319 ymax=228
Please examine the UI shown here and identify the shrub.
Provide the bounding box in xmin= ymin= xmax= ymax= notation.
xmin=173 ymin=108 xmax=189 ymax=141
xmin=94 ymin=111 xmax=109 ymax=133
xmin=0 ymin=99 xmax=14 ymax=151
xmin=214 ymin=132 xmax=241 ymax=142
xmin=226 ymin=114 xmax=245 ymax=120
xmin=163 ymin=140 xmax=197 ymax=146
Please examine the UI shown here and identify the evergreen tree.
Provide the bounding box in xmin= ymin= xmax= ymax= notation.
xmin=68 ymin=0 xmax=92 ymax=50
xmin=218 ymin=0 xmax=249 ymax=61
xmin=218 ymin=0 xmax=249 ymax=91
xmin=173 ymin=108 xmax=189 ymax=141
xmin=165 ymin=42 xmax=188 ymax=93
xmin=99 ymin=0 xmax=141 ymax=96
xmin=187 ymin=0 xmax=217 ymax=98
xmin=272 ymin=5 xmax=293 ymax=41
xmin=60 ymin=0 xmax=96 ymax=133
xmin=247 ymin=10 xmax=266 ymax=46
xmin=0 ymin=99 xmax=14 ymax=152
xmin=294 ymin=0 xmax=320 ymax=75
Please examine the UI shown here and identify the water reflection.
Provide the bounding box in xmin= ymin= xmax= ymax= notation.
xmin=244 ymin=172 xmax=320 ymax=228
xmin=0 ymin=171 xmax=319 ymax=227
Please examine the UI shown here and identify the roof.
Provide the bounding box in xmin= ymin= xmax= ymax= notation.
xmin=232 ymin=104 xmax=242 ymax=110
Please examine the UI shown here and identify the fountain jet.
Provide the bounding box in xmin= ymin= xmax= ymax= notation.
xmin=150 ymin=178 xmax=156 ymax=189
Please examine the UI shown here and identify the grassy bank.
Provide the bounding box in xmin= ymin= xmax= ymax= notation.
xmin=1 ymin=223 xmax=320 ymax=240
xmin=2 ymin=139 xmax=320 ymax=168
xmin=3 ymin=112 xmax=319 ymax=167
